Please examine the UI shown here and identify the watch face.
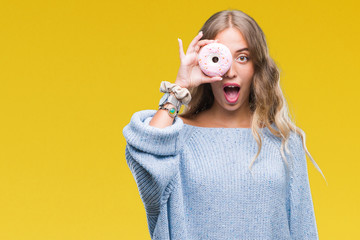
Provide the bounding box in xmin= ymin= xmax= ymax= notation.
xmin=159 ymin=92 xmax=169 ymax=106
xmin=168 ymin=107 xmax=177 ymax=118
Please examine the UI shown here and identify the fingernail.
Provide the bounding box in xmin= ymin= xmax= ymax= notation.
xmin=219 ymin=77 xmax=223 ymax=80
xmin=199 ymin=31 xmax=203 ymax=35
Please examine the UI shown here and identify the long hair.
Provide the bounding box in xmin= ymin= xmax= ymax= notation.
xmin=179 ymin=9 xmax=327 ymax=184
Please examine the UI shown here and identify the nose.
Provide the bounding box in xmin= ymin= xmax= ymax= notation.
xmin=224 ymin=61 xmax=237 ymax=79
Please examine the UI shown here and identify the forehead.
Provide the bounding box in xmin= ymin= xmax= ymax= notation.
xmin=214 ymin=28 xmax=248 ymax=51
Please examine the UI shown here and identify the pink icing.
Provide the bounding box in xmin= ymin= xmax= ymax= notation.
xmin=197 ymin=43 xmax=233 ymax=77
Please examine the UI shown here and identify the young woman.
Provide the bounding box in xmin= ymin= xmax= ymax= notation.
xmin=123 ymin=9 xmax=326 ymax=240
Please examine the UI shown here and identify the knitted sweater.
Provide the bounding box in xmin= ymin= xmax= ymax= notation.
xmin=122 ymin=110 xmax=318 ymax=240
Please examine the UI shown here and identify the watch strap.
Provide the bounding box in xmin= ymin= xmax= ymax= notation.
xmin=158 ymin=105 xmax=178 ymax=118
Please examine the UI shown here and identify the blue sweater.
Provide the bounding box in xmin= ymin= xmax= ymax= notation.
xmin=123 ymin=110 xmax=318 ymax=240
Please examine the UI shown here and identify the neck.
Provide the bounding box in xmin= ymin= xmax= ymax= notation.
xmin=201 ymin=100 xmax=253 ymax=128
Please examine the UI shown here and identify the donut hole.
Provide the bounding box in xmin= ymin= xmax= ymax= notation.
xmin=212 ymin=56 xmax=219 ymax=63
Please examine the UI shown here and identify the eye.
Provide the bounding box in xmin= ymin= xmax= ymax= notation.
xmin=236 ymin=55 xmax=249 ymax=63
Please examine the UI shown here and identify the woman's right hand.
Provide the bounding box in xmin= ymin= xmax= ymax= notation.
xmin=175 ymin=31 xmax=223 ymax=89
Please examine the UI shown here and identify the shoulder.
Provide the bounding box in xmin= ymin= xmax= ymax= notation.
xmin=264 ymin=125 xmax=303 ymax=147
xmin=177 ymin=116 xmax=198 ymax=144
xmin=178 ymin=110 xmax=214 ymax=128
xmin=288 ymin=130 xmax=304 ymax=150
xmin=285 ymin=130 xmax=307 ymax=172
xmin=178 ymin=115 xmax=197 ymax=126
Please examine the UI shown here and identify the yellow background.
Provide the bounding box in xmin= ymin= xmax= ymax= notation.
xmin=0 ymin=0 xmax=359 ymax=239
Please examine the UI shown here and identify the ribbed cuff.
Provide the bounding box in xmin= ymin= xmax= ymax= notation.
xmin=122 ymin=110 xmax=184 ymax=156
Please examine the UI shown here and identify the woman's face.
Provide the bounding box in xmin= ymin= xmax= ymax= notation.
xmin=210 ymin=27 xmax=254 ymax=113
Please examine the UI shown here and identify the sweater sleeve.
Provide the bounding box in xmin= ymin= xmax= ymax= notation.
xmin=287 ymin=133 xmax=319 ymax=240
xmin=122 ymin=110 xmax=184 ymax=232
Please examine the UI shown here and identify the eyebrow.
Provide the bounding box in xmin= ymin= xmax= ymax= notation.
xmin=235 ymin=48 xmax=249 ymax=53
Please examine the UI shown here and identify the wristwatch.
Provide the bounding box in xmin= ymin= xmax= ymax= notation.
xmin=158 ymin=92 xmax=182 ymax=118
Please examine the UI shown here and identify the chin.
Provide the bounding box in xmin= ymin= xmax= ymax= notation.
xmin=222 ymin=101 xmax=243 ymax=111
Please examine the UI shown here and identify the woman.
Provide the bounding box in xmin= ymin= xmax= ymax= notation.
xmin=123 ymin=9 xmax=326 ymax=240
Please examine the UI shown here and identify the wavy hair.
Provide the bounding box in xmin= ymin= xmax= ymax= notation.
xmin=179 ymin=9 xmax=327 ymax=184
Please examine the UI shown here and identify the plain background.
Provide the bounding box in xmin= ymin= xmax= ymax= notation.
xmin=0 ymin=0 xmax=359 ymax=239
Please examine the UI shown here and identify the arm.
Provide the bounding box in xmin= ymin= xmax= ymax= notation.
xmin=287 ymin=133 xmax=319 ymax=239
xmin=149 ymin=91 xmax=181 ymax=129
xmin=122 ymin=110 xmax=184 ymax=234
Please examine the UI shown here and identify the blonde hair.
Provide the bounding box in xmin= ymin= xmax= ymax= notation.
xmin=179 ymin=9 xmax=327 ymax=184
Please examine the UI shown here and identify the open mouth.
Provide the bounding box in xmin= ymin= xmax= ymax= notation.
xmin=223 ymin=85 xmax=240 ymax=104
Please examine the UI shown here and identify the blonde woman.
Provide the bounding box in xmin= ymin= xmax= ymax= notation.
xmin=123 ymin=9 xmax=326 ymax=240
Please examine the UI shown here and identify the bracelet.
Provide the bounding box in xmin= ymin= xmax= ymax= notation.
xmin=160 ymin=81 xmax=192 ymax=105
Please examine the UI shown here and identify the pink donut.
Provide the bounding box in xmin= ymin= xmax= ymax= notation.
xmin=197 ymin=43 xmax=232 ymax=77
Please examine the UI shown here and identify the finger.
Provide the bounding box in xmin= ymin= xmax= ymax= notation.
xmin=178 ymin=38 xmax=185 ymax=60
xmin=187 ymin=31 xmax=203 ymax=53
xmin=198 ymin=39 xmax=218 ymax=47
xmin=200 ymin=76 xmax=223 ymax=84
xmin=195 ymin=39 xmax=218 ymax=52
